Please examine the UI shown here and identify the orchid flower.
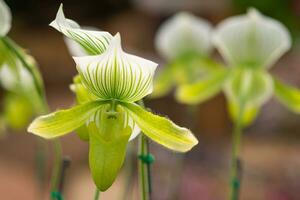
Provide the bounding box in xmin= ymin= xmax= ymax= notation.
xmin=178 ymin=8 xmax=300 ymax=126
xmin=152 ymin=12 xmax=220 ymax=98
xmin=0 ymin=0 xmax=44 ymax=130
xmin=28 ymin=5 xmax=198 ymax=191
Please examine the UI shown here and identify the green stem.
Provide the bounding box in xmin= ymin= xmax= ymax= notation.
xmin=51 ymin=139 xmax=63 ymax=192
xmin=229 ymin=103 xmax=245 ymax=200
xmin=138 ymin=134 xmax=152 ymax=200
xmin=94 ymin=188 xmax=100 ymax=200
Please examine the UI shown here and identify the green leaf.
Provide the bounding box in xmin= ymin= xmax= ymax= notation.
xmin=176 ymin=69 xmax=229 ymax=104
xmin=74 ymin=34 xmax=157 ymax=103
xmin=274 ymin=78 xmax=300 ymax=113
xmin=50 ymin=4 xmax=113 ymax=55
xmin=151 ymin=64 xmax=175 ymax=98
xmin=213 ymin=8 xmax=291 ymax=69
xmin=88 ymin=107 xmax=131 ymax=191
xmin=120 ymin=102 xmax=198 ymax=152
xmin=0 ymin=0 xmax=11 ymax=36
xmin=28 ymin=100 xmax=108 ymax=139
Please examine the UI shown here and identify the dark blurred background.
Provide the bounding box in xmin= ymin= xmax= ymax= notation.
xmin=1 ymin=0 xmax=300 ymax=199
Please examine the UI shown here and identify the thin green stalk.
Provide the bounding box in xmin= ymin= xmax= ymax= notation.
xmin=36 ymin=138 xmax=47 ymax=191
xmin=51 ymin=139 xmax=63 ymax=192
xmin=138 ymin=134 xmax=152 ymax=200
xmin=229 ymin=102 xmax=245 ymax=200
xmin=94 ymin=188 xmax=100 ymax=200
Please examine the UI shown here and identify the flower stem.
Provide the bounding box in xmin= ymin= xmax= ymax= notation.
xmin=51 ymin=139 xmax=63 ymax=192
xmin=94 ymin=188 xmax=100 ymax=200
xmin=138 ymin=134 xmax=152 ymax=200
xmin=229 ymin=103 xmax=245 ymax=200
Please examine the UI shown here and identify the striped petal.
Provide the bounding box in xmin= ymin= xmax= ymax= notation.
xmin=73 ymin=33 xmax=158 ymax=102
xmin=50 ymin=4 xmax=113 ymax=55
xmin=213 ymin=8 xmax=291 ymax=69
xmin=155 ymin=12 xmax=212 ymax=60
xmin=64 ymin=26 xmax=103 ymax=56
xmin=0 ymin=0 xmax=11 ymax=36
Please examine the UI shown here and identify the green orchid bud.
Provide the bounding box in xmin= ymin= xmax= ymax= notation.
xmin=29 ymin=5 xmax=198 ymax=191
xmin=213 ymin=8 xmax=291 ymax=69
xmin=155 ymin=12 xmax=213 ymax=61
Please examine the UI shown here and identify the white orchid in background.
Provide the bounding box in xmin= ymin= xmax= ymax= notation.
xmin=28 ymin=5 xmax=198 ymax=191
xmin=178 ymin=8 xmax=300 ymax=126
xmin=152 ymin=12 xmax=221 ymax=98
xmin=0 ymin=0 xmax=45 ymax=130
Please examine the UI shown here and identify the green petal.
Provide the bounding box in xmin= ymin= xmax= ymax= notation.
xmin=88 ymin=107 xmax=131 ymax=191
xmin=50 ymin=4 xmax=113 ymax=55
xmin=225 ymin=69 xmax=273 ymax=107
xmin=0 ymin=59 xmax=35 ymax=92
xmin=70 ymin=75 xmax=97 ymax=141
xmin=75 ymin=124 xmax=89 ymax=141
xmin=0 ymin=0 xmax=11 ymax=36
xmin=227 ymin=100 xmax=259 ymax=127
xmin=213 ymin=8 xmax=291 ymax=69
xmin=151 ymin=64 xmax=175 ymax=98
xmin=4 ymin=93 xmax=34 ymax=130
xmin=155 ymin=12 xmax=212 ymax=60
xmin=225 ymin=69 xmax=273 ymax=124
xmin=74 ymin=33 xmax=157 ymax=102
xmin=176 ymin=69 xmax=229 ymax=104
xmin=120 ymin=102 xmax=198 ymax=152
xmin=70 ymin=75 xmax=97 ymax=104
xmin=28 ymin=100 xmax=108 ymax=139
xmin=0 ymin=39 xmax=17 ymax=70
xmin=274 ymin=78 xmax=300 ymax=113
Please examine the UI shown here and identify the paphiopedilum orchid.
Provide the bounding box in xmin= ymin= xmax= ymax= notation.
xmin=177 ymin=8 xmax=300 ymax=200
xmin=152 ymin=12 xmax=220 ymax=98
xmin=0 ymin=0 xmax=45 ymax=130
xmin=28 ymin=5 xmax=198 ymax=191
xmin=177 ymin=8 xmax=300 ymax=126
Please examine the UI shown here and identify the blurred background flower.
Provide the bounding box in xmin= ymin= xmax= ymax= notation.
xmin=1 ymin=0 xmax=300 ymax=199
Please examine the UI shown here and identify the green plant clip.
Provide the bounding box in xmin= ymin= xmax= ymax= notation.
xmin=51 ymin=191 xmax=64 ymax=200
xmin=138 ymin=153 xmax=155 ymax=164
